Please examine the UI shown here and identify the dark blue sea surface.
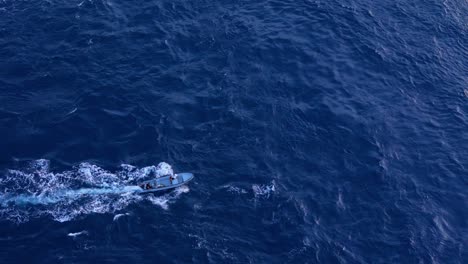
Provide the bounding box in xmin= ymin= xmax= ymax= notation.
xmin=0 ymin=0 xmax=467 ymax=263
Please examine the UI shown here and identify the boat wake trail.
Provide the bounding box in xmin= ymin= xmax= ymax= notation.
xmin=0 ymin=160 xmax=188 ymax=223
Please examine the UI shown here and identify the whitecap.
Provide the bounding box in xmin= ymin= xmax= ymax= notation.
xmin=66 ymin=108 xmax=77 ymax=115
xmin=67 ymin=230 xmax=88 ymax=237
xmin=113 ymin=213 xmax=130 ymax=221
xmin=252 ymin=180 xmax=276 ymax=198
xmin=223 ymin=185 xmax=247 ymax=194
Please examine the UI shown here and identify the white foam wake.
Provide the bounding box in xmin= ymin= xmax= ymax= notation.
xmin=0 ymin=160 xmax=187 ymax=223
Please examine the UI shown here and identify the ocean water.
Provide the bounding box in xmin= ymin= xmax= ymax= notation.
xmin=0 ymin=0 xmax=467 ymax=263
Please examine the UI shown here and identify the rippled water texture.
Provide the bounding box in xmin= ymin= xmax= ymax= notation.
xmin=0 ymin=0 xmax=467 ymax=263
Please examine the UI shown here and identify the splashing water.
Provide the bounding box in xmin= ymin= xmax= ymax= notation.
xmin=0 ymin=160 xmax=186 ymax=223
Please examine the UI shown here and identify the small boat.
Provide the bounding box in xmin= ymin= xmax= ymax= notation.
xmin=137 ymin=173 xmax=194 ymax=194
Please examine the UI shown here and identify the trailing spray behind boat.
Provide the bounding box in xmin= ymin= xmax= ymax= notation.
xmin=0 ymin=161 xmax=192 ymax=223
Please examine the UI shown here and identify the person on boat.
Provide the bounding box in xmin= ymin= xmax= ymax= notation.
xmin=145 ymin=183 xmax=152 ymax=189
xmin=169 ymin=174 xmax=176 ymax=184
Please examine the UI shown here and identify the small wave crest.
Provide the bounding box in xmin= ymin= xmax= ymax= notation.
xmin=252 ymin=181 xmax=276 ymax=199
xmin=113 ymin=213 xmax=130 ymax=221
xmin=222 ymin=185 xmax=248 ymax=195
xmin=68 ymin=230 xmax=88 ymax=237
xmin=0 ymin=160 xmax=185 ymax=223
